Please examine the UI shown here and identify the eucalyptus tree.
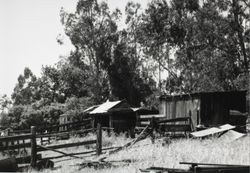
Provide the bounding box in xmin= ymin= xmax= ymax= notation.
xmin=138 ymin=0 xmax=249 ymax=93
xmin=60 ymin=0 xmax=121 ymax=103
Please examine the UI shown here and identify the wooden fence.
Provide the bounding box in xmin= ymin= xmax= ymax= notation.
xmin=9 ymin=118 xmax=93 ymax=135
xmin=0 ymin=123 xmax=104 ymax=168
xmin=136 ymin=115 xmax=192 ymax=135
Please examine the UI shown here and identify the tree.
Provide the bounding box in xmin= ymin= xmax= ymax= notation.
xmin=60 ymin=0 xmax=121 ymax=103
xmin=107 ymin=37 xmax=153 ymax=106
xmin=138 ymin=0 xmax=249 ymax=93
xmin=11 ymin=67 xmax=41 ymax=105
xmin=0 ymin=95 xmax=12 ymax=112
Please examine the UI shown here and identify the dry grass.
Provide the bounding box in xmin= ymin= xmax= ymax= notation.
xmin=34 ymin=133 xmax=250 ymax=173
xmin=1 ymin=131 xmax=249 ymax=172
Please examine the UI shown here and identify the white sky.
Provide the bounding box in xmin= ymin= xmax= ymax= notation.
xmin=0 ymin=0 xmax=150 ymax=97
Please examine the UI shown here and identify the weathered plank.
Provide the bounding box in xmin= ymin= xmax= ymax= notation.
xmin=159 ymin=124 xmax=191 ymax=132
xmin=37 ymin=128 xmax=94 ymax=138
xmin=190 ymin=124 xmax=235 ymax=138
xmin=158 ymin=117 xmax=190 ymax=124
xmin=37 ymin=140 xmax=96 ymax=152
xmin=0 ymin=142 xmax=31 ymax=151
xmin=37 ymin=145 xmax=84 ymax=159
xmin=180 ymin=162 xmax=250 ymax=167
xmin=139 ymin=114 xmax=165 ymax=119
xmin=43 ymin=146 xmax=120 ymax=160
xmin=0 ymin=134 xmax=32 ymax=142
xmin=140 ymin=166 xmax=192 ymax=173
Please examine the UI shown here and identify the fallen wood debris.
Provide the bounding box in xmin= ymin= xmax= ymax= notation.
xmin=140 ymin=162 xmax=250 ymax=173
xmin=180 ymin=161 xmax=250 ymax=167
xmin=140 ymin=167 xmax=191 ymax=173
xmin=106 ymin=124 xmax=152 ymax=156
xmin=43 ymin=146 xmax=121 ymax=160
xmin=75 ymin=159 xmax=134 ymax=170
xmin=71 ymin=124 xmax=153 ymax=170
xmin=37 ymin=145 xmax=85 ymax=159
xmin=190 ymin=124 xmax=235 ymax=138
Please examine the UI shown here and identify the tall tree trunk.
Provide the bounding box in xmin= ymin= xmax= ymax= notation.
xmin=232 ymin=0 xmax=249 ymax=73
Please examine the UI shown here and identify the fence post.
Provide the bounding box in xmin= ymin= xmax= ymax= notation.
xmin=150 ymin=117 xmax=156 ymax=144
xmin=96 ymin=123 xmax=102 ymax=155
xmin=30 ymin=126 xmax=37 ymax=168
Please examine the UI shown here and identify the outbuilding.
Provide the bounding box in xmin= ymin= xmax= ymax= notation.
xmin=159 ymin=91 xmax=247 ymax=131
xmin=89 ymin=100 xmax=136 ymax=134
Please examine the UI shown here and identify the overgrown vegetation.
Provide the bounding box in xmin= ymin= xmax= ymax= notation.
xmin=35 ymin=133 xmax=250 ymax=173
xmin=0 ymin=0 xmax=249 ymax=129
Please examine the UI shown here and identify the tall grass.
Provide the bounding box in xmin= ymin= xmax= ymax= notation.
xmin=37 ymin=133 xmax=250 ymax=173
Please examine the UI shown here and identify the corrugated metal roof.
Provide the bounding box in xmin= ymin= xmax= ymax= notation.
xmin=191 ymin=124 xmax=235 ymax=138
xmin=90 ymin=100 xmax=122 ymax=114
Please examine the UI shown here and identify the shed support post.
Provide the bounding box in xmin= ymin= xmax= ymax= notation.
xmin=30 ymin=126 xmax=37 ymax=168
xmin=96 ymin=123 xmax=102 ymax=155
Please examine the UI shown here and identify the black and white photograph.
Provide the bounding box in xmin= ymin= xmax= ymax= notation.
xmin=0 ymin=0 xmax=249 ymax=172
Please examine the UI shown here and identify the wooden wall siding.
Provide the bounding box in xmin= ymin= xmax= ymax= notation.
xmin=110 ymin=113 xmax=136 ymax=133
xmin=159 ymin=101 xmax=167 ymax=115
xmin=160 ymin=91 xmax=247 ymax=129
xmin=200 ymin=92 xmax=246 ymax=126
xmin=186 ymin=99 xmax=200 ymax=128
xmin=162 ymin=99 xmax=200 ymax=127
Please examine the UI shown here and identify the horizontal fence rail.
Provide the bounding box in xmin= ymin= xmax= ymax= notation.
xmin=37 ymin=140 xmax=97 ymax=152
xmin=0 ymin=134 xmax=32 ymax=142
xmin=0 ymin=123 xmax=103 ymax=169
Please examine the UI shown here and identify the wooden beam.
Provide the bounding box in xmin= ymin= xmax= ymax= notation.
xmin=37 ymin=140 xmax=96 ymax=152
xmin=37 ymin=145 xmax=84 ymax=159
xmin=0 ymin=134 xmax=32 ymax=142
xmin=180 ymin=162 xmax=250 ymax=167
xmin=158 ymin=117 xmax=190 ymax=124
xmin=0 ymin=142 xmax=31 ymax=151
xmin=43 ymin=146 xmax=120 ymax=160
xmin=37 ymin=128 xmax=94 ymax=138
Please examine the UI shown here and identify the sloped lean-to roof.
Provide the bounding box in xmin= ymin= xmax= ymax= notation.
xmin=90 ymin=100 xmax=122 ymax=114
xmin=83 ymin=105 xmax=99 ymax=114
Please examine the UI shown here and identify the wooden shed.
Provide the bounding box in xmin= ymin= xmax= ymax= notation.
xmin=89 ymin=100 xmax=136 ymax=133
xmin=159 ymin=91 xmax=247 ymax=131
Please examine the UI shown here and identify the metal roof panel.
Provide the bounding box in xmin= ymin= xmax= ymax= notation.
xmin=191 ymin=124 xmax=235 ymax=138
xmin=90 ymin=100 xmax=122 ymax=114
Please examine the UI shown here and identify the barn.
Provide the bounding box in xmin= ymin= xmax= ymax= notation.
xmin=159 ymin=91 xmax=248 ymax=131
xmin=89 ymin=100 xmax=136 ymax=134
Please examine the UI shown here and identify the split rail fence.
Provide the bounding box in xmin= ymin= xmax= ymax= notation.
xmin=0 ymin=120 xmax=106 ymax=168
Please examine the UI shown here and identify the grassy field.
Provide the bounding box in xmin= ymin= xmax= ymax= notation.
xmin=32 ymin=132 xmax=250 ymax=173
